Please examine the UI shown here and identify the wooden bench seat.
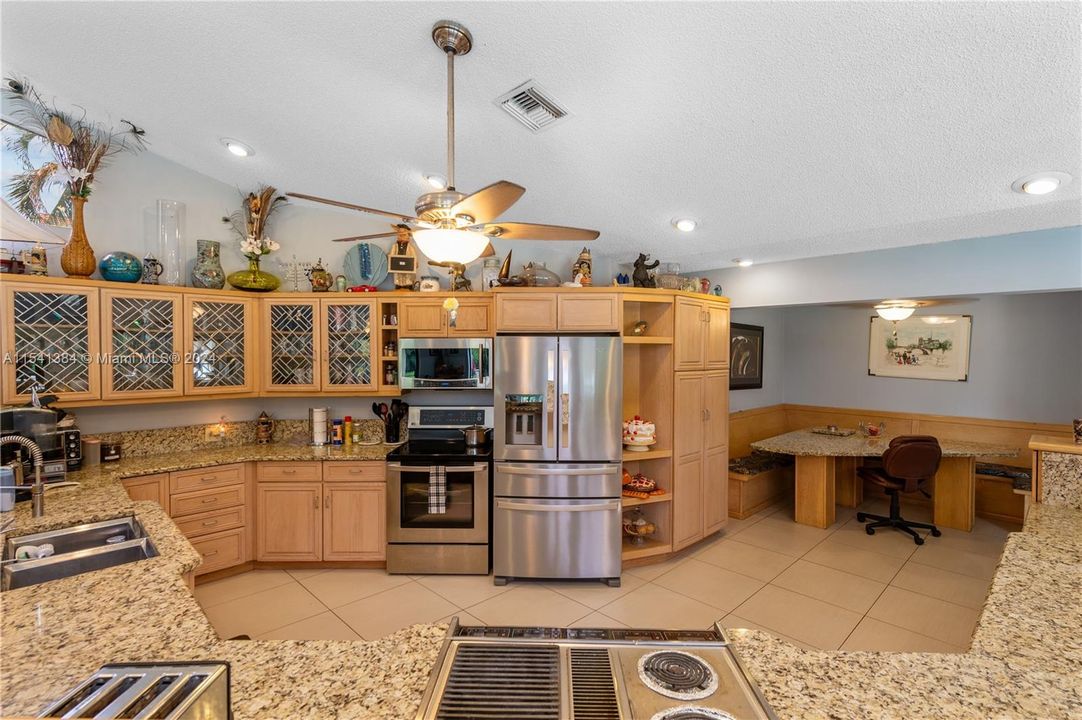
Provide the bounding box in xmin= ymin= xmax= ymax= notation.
xmin=975 ymin=462 xmax=1032 ymax=492
xmin=728 ymin=451 xmax=794 ymax=519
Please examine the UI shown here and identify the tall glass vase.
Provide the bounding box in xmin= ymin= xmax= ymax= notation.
xmin=155 ymin=199 xmax=185 ymax=285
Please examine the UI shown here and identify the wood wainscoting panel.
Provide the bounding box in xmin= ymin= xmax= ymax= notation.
xmin=729 ymin=406 xmax=789 ymax=459
xmin=934 ymin=457 xmax=976 ymax=532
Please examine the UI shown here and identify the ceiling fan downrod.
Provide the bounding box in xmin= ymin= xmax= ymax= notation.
xmin=432 ymin=20 xmax=472 ymax=192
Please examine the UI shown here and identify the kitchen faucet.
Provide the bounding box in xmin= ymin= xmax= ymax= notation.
xmin=1 ymin=436 xmax=46 ymax=518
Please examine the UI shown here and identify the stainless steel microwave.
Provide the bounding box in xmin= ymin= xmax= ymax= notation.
xmin=398 ymin=338 xmax=492 ymax=389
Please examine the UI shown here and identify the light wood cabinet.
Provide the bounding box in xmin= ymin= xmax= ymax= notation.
xmin=1 ymin=281 xmax=101 ymax=404
xmin=674 ymin=297 xmax=729 ymax=371
xmin=399 ymin=298 xmax=493 ymax=337
xmin=101 ymin=288 xmax=184 ymax=400
xmin=254 ymin=461 xmax=386 ymax=562
xmin=672 ymin=371 xmax=730 ymax=549
xmin=495 ymin=292 xmax=619 ymax=333
xmin=121 ymin=473 xmax=169 ymax=507
xmin=170 ymin=463 xmax=245 ymax=494
xmin=255 ymin=482 xmax=323 ymax=562
xmin=399 ymin=301 xmax=447 ymax=337
xmin=170 ymin=484 xmax=246 ymax=518
xmin=261 ymin=298 xmax=321 ymax=393
xmin=557 ymin=294 xmax=620 ymax=332
xmin=320 ymin=298 xmax=378 ymax=392
xmin=190 ymin=527 xmax=247 ymax=576
xmin=495 ymin=293 xmax=558 ymax=332
xmin=173 ymin=505 xmax=246 ymax=538
xmin=183 ymin=294 xmax=257 ymax=396
xmin=323 ymin=482 xmax=386 ymax=560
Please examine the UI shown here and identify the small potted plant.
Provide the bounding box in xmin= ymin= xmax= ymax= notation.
xmin=225 ymin=186 xmax=285 ymax=291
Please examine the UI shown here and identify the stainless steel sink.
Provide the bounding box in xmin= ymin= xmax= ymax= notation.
xmin=2 ymin=517 xmax=158 ymax=591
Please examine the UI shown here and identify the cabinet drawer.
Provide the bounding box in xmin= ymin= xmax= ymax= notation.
xmin=558 ymin=294 xmax=619 ymax=332
xmin=256 ymin=461 xmax=323 ymax=482
xmin=169 ymin=463 xmax=244 ymax=494
xmin=174 ymin=505 xmax=246 ymax=539
xmin=190 ymin=527 xmax=246 ymax=575
xmin=122 ymin=473 xmax=169 ymax=507
xmin=171 ymin=484 xmax=246 ymax=517
xmin=323 ymin=461 xmax=385 ymax=482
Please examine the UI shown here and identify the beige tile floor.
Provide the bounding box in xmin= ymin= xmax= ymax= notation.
xmin=195 ymin=498 xmax=1016 ymax=652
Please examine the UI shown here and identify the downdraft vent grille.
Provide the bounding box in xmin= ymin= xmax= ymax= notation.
xmin=496 ymin=80 xmax=570 ymax=132
xmin=437 ymin=643 xmax=561 ymax=719
xmin=569 ymin=648 xmax=620 ymax=720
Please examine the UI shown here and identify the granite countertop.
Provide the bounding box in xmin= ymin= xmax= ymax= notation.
xmin=752 ymin=429 xmax=1019 ymax=458
xmin=3 ymin=444 xmax=1080 ymax=718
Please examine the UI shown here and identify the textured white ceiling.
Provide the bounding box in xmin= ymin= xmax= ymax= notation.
xmin=3 ymin=1 xmax=1079 ymax=270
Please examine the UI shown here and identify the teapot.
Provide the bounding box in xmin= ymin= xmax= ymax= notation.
xmin=306 ymin=258 xmax=332 ymax=292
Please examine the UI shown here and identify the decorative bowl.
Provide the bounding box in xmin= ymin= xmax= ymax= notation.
xmin=98 ymin=252 xmax=142 ymax=282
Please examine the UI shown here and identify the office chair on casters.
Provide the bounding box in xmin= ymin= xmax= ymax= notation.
xmin=856 ymin=436 xmax=943 ymax=545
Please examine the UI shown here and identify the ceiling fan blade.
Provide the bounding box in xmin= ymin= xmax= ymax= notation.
xmin=331 ymin=232 xmax=400 ymax=243
xmin=450 ymin=181 xmax=526 ymax=224
xmin=287 ymin=192 xmax=424 ymax=225
xmin=478 ymin=222 xmax=600 ymax=241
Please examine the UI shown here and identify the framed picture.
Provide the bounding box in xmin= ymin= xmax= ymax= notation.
xmin=868 ymin=315 xmax=972 ymax=381
xmin=730 ymin=323 xmax=764 ymax=390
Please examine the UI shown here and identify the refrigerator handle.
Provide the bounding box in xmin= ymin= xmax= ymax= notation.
xmin=545 ymin=349 xmax=556 ymax=449
xmin=560 ymin=347 xmax=571 ymax=449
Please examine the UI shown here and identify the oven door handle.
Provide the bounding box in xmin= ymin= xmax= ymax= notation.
xmin=495 ymin=499 xmax=621 ymax=513
xmin=386 ymin=462 xmax=488 ymax=473
xmin=496 ymin=464 xmax=619 ymax=476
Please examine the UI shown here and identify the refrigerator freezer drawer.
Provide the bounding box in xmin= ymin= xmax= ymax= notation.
xmin=494 ymin=462 xmax=621 ymax=498
xmin=493 ymin=497 xmax=622 ymax=581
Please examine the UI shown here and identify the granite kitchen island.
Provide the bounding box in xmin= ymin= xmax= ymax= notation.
xmin=2 ymin=448 xmax=1080 ymax=719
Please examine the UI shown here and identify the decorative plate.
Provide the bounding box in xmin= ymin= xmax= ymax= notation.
xmin=343 ymin=243 xmax=389 ymax=288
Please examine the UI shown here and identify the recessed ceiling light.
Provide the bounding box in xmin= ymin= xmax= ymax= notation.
xmin=1012 ymin=171 xmax=1071 ymax=195
xmin=732 ymin=258 xmax=753 ymax=267
xmin=221 ymin=138 xmax=254 ymax=158
xmin=672 ymin=218 xmax=697 ymax=232
xmin=424 ymin=173 xmax=448 ymax=190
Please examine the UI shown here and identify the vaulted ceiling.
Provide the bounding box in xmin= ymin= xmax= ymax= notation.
xmin=3 ymin=1 xmax=1079 ymax=269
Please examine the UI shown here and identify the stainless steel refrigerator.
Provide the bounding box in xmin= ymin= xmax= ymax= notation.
xmin=493 ymin=335 xmax=623 ymax=586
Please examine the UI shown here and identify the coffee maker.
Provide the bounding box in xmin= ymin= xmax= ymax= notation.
xmin=0 ymin=408 xmax=80 ymax=485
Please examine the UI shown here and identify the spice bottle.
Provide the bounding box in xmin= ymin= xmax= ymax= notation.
xmin=343 ymin=416 xmax=353 ymax=445
xmin=331 ymin=419 xmax=344 ymax=445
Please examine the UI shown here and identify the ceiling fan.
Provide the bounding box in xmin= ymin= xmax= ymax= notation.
xmin=288 ymin=20 xmax=599 ymax=264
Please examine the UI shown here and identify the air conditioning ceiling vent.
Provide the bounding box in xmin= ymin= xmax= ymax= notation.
xmin=495 ymin=80 xmax=570 ymax=133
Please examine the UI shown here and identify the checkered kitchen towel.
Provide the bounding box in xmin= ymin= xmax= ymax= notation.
xmin=428 ymin=465 xmax=447 ymax=514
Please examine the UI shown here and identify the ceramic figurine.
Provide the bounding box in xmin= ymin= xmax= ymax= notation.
xmin=24 ymin=243 xmax=48 ymax=276
xmin=632 ymin=253 xmax=659 ymax=288
xmin=191 ymin=239 xmax=226 ymax=289
xmin=335 ymin=274 xmax=348 ymax=292
xmin=389 ymin=225 xmax=418 ymax=289
xmin=497 ymin=249 xmax=513 ymax=282
xmin=141 ymin=255 xmax=164 ymax=284
xmin=98 ymin=251 xmax=142 ymax=282
xmin=571 ymin=246 xmax=593 ymax=287
xmin=712 ymin=284 xmax=723 ymax=296
xmin=256 ymin=411 xmax=275 ymax=444
xmin=307 ymin=258 xmax=332 ymax=292
xmin=418 ymin=275 xmax=441 ymax=292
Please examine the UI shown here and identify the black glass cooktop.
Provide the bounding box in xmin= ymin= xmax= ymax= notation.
xmin=388 ymin=429 xmax=492 ymax=465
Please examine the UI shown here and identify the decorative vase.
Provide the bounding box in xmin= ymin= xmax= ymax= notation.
xmin=227 ymin=256 xmax=280 ymax=292
xmin=98 ymin=251 xmax=142 ymax=282
xmin=61 ymin=196 xmax=96 ymax=278
xmin=155 ymin=200 xmax=186 ymax=285
xmin=191 ymin=239 xmax=226 ymax=289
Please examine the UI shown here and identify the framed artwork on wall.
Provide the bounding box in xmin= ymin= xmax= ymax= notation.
xmin=730 ymin=323 xmax=764 ymax=390
xmin=868 ymin=315 xmax=972 ymax=381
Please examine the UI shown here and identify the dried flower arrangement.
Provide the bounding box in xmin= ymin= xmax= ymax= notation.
xmin=2 ymin=77 xmax=146 ymax=277
xmin=223 ymin=185 xmax=286 ymax=259
xmin=2 ymin=77 xmax=146 ymax=200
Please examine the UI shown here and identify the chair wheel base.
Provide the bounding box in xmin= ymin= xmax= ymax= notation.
xmin=856 ymin=512 xmax=867 ymax=522
xmin=865 ymin=526 xmax=875 ymax=535
xmin=930 ymin=528 xmax=942 ymax=537
xmin=914 ymin=536 xmax=925 ymax=545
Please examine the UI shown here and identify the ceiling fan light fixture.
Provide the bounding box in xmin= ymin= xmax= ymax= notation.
xmin=673 ymin=218 xmax=697 ymax=232
xmin=875 ymin=302 xmax=917 ymax=321
xmin=733 ymin=258 xmax=754 ymax=267
xmin=412 ymin=228 xmax=490 ymax=265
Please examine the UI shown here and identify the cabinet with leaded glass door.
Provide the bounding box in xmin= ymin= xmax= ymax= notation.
xmin=100 ymin=288 xmax=184 ymax=400
xmin=319 ymin=298 xmax=377 ymax=392
xmin=1 ymin=281 xmax=101 ymax=404
xmin=260 ymin=298 xmax=321 ymax=393
xmin=182 ymin=294 xmax=257 ymax=396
